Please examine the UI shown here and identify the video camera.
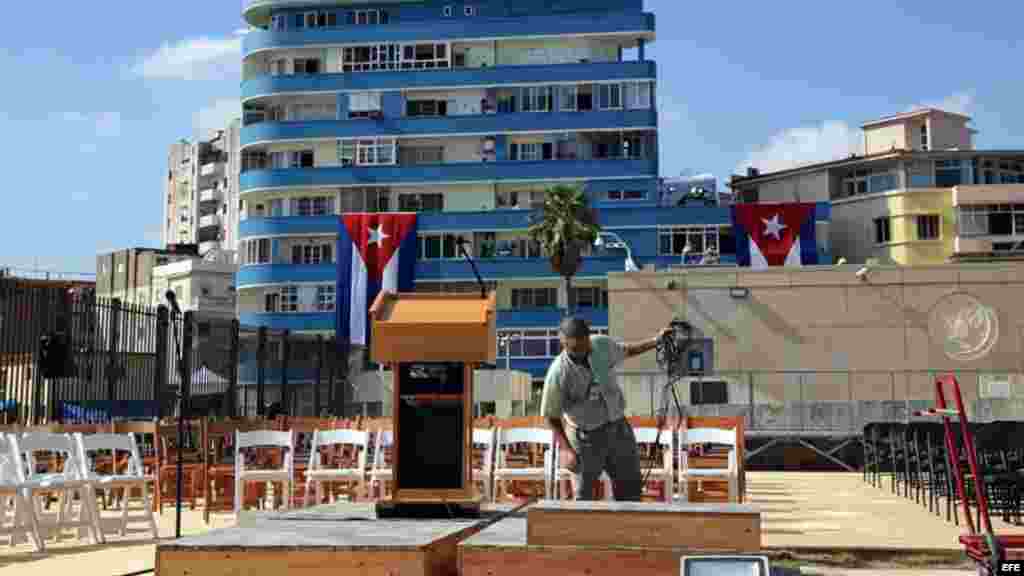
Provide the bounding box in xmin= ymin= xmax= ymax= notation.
xmin=656 ymin=317 xmax=700 ymax=378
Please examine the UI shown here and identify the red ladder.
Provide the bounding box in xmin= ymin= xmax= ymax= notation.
xmin=914 ymin=374 xmax=1024 ymax=574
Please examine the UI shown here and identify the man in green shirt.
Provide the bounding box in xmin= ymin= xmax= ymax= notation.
xmin=540 ymin=316 xmax=671 ymax=501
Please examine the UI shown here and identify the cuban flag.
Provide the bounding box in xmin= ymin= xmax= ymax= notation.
xmin=337 ymin=213 xmax=418 ymax=347
xmin=731 ymin=203 xmax=818 ymax=269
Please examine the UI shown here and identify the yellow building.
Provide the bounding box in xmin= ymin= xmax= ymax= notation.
xmin=730 ymin=109 xmax=1024 ymax=265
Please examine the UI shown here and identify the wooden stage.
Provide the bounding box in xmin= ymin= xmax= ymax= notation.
xmin=155 ymin=502 xmax=525 ymax=576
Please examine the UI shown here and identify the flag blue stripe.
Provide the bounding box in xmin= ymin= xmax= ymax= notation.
xmin=799 ymin=213 xmax=818 ymax=265
xmin=731 ymin=206 xmax=751 ymax=267
xmin=336 ymin=220 xmax=355 ymax=343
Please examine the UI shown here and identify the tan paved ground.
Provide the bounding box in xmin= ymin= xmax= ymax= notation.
xmin=3 ymin=472 xmax=1020 ymax=575
xmin=750 ymin=471 xmax=1024 ymax=551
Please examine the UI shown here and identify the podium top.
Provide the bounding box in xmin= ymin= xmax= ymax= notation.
xmin=370 ymin=292 xmax=495 ymax=325
xmin=369 ymin=291 xmax=497 ymax=364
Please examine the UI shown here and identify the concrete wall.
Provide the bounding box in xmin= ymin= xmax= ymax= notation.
xmin=864 ymin=123 xmax=908 ymax=155
xmin=831 ymin=189 xmax=953 ymax=265
xmin=755 ymin=171 xmax=830 ymax=203
xmin=495 ymin=38 xmax=618 ymax=66
xmin=608 ymin=263 xmax=1024 ymax=422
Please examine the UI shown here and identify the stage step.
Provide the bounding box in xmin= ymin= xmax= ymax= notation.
xmin=526 ymin=500 xmax=761 ymax=552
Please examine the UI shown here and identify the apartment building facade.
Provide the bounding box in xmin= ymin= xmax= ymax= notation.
xmin=238 ymin=0 xmax=805 ymax=400
xmin=729 ymin=109 xmax=1024 ymax=265
xmin=163 ymin=121 xmax=242 ymax=259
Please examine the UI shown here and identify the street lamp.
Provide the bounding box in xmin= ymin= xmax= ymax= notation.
xmin=594 ymin=232 xmax=640 ymax=272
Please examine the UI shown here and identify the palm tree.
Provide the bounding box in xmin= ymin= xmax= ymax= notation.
xmin=528 ymin=184 xmax=600 ymax=316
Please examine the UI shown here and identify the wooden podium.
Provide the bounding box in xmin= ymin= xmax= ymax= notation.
xmin=368 ymin=290 xmax=497 ymax=518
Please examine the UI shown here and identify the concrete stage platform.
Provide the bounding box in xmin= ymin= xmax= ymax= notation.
xmin=155 ymin=501 xmax=525 ymax=576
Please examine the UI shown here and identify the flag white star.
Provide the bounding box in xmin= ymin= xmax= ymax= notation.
xmin=762 ymin=214 xmax=787 ymax=240
xmin=368 ymin=224 xmax=389 ymax=246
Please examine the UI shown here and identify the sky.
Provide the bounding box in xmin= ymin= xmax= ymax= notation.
xmin=0 ymin=0 xmax=1022 ymax=275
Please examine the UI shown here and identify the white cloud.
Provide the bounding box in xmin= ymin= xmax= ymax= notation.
xmin=736 ymin=120 xmax=862 ymax=175
xmin=907 ymin=91 xmax=974 ymax=116
xmin=54 ymin=111 xmax=122 ymax=154
xmin=132 ymin=36 xmax=241 ymax=81
xmin=193 ymin=98 xmax=241 ymax=137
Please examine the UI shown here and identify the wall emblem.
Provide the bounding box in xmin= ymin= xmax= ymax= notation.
xmin=929 ymin=293 xmax=999 ymax=362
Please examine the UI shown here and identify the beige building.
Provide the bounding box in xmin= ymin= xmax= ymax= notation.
xmin=607 ymin=262 xmax=1024 ymax=427
xmin=729 ymin=109 xmax=1024 ymax=265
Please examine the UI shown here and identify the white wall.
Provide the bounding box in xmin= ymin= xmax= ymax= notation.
xmin=496 ymin=38 xmax=619 ymax=66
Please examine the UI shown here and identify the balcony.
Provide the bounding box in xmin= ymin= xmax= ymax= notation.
xmin=199 ymin=214 xmax=221 ymax=229
xmin=235 ymin=255 xmax=712 ymax=288
xmin=200 ymin=162 xmax=224 ymax=177
xmin=242 ymin=11 xmax=655 ymax=54
xmin=240 ymin=158 xmax=656 ymax=193
xmin=199 ymin=188 xmax=221 ymax=203
xmin=238 ymin=307 xmax=607 ymax=335
xmin=241 ymin=109 xmax=657 ymax=147
xmin=243 ymin=61 xmax=656 ymax=100
xmin=238 ymin=205 xmax=734 ymax=239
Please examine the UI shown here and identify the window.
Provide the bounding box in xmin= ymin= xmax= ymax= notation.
xmin=338 ymin=138 xmax=396 ymax=166
xmin=868 ymin=172 xmax=898 ymax=194
xmin=573 ymin=287 xmax=608 ymax=309
xmin=935 ymin=159 xmax=963 ymax=187
xmin=316 ymin=285 xmax=336 ymax=312
xmin=443 ymin=5 xmax=453 ymax=16
xmin=958 ymin=204 xmax=1024 ymax=238
xmin=353 ymin=9 xmax=380 ymax=25
xmin=244 ymin=239 xmax=271 ymax=264
xmin=521 ymin=87 xmax=552 ymax=112
xmin=293 ymin=58 xmax=321 ymax=74
xmin=920 ymin=124 xmax=928 ymax=150
xmin=916 ymin=214 xmax=940 ymax=240
xmin=559 ymin=85 xmax=578 ymax=112
xmin=623 ymin=82 xmax=652 ymax=109
xmin=498 ymin=327 xmax=609 ymax=359
xmin=658 ymin=226 xmax=732 ymax=256
xmin=598 ymin=83 xmax=622 ymax=110
xmin=264 ymin=291 xmax=279 ymax=312
xmin=338 ymin=187 xmax=390 ymax=213
xmin=690 ymin=379 xmax=728 ymax=405
xmin=464 ymin=6 xmax=475 ymax=16
xmin=291 ymin=196 xmax=333 ymax=216
xmin=417 ymin=233 xmax=461 ymax=260
xmin=510 ymin=288 xmax=557 ymax=309
xmin=349 ymin=92 xmax=382 ymax=118
xmin=279 ymin=286 xmax=299 ymax=312
xmin=291 ymin=242 xmax=333 ymax=264
xmin=402 ymin=43 xmax=449 ymax=69
xmin=271 ymin=14 xmax=286 ymax=30
xmin=269 ymin=150 xmax=314 ymax=169
xmin=399 ymin=146 xmax=445 ymax=165
xmin=606 ymin=189 xmax=645 ymax=201
xmin=406 ymin=99 xmax=447 ymax=117
xmin=398 ymin=192 xmax=444 ymax=211
xmin=874 ymin=217 xmax=891 ymax=244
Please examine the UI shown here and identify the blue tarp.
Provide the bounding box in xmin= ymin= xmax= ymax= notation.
xmin=60 ymin=401 xmax=159 ymax=422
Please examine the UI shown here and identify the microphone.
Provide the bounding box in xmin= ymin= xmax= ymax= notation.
xmin=454 ymin=236 xmax=488 ymax=299
xmin=165 ymin=290 xmax=182 ymax=315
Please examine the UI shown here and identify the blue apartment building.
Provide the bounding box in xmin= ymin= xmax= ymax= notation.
xmin=235 ymin=0 xmax=830 ymax=404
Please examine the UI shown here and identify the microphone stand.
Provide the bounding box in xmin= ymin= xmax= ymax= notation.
xmin=455 ymin=237 xmax=488 ymax=299
xmin=167 ymin=296 xmax=185 ymax=540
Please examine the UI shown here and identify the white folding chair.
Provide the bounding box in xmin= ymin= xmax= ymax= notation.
xmin=234 ymin=430 xmax=294 ymax=515
xmin=303 ymin=429 xmax=369 ymax=507
xmin=73 ymin=432 xmax=159 ymax=538
xmin=472 ymin=428 xmax=496 ymax=502
xmin=492 ymin=427 xmax=552 ymax=502
xmin=678 ymin=427 xmax=739 ymax=502
xmin=0 ymin=434 xmax=44 ymax=551
xmin=19 ymin=432 xmax=104 ymax=544
xmin=368 ymin=429 xmax=393 ymax=499
xmin=634 ymin=427 xmax=674 ymax=502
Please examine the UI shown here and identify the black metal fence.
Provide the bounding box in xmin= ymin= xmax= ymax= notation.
xmin=0 ymin=277 xmax=350 ymax=424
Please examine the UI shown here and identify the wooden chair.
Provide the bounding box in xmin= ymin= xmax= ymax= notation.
xmin=19 ymin=432 xmax=105 ymax=545
xmin=303 ymin=429 xmax=369 ymax=506
xmin=678 ymin=428 xmax=739 ymax=503
xmin=492 ymin=427 xmax=553 ymax=502
xmin=0 ymin=434 xmax=44 ymax=551
xmin=156 ymin=421 xmax=203 ymax=513
xmin=73 ymin=432 xmax=159 ymax=538
xmin=234 ymin=429 xmax=294 ymax=515
xmin=368 ymin=428 xmax=393 ymax=500
xmin=634 ymin=427 xmax=675 ymax=502
xmin=471 ymin=428 xmax=496 ymax=503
